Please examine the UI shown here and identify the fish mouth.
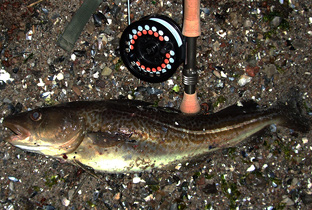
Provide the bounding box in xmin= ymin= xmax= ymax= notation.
xmin=3 ymin=122 xmax=31 ymax=142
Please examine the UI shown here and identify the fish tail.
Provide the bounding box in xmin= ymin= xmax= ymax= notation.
xmin=275 ymin=88 xmax=310 ymax=132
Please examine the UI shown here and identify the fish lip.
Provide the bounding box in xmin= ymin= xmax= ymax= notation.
xmin=3 ymin=121 xmax=31 ymax=142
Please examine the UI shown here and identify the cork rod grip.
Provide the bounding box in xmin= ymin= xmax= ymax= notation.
xmin=182 ymin=0 xmax=201 ymax=37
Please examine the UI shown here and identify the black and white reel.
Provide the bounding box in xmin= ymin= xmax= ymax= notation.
xmin=120 ymin=15 xmax=185 ymax=83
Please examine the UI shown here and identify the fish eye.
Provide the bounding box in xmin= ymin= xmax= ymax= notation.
xmin=30 ymin=111 xmax=42 ymax=121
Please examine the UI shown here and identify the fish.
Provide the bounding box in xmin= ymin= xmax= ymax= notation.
xmin=2 ymin=96 xmax=310 ymax=173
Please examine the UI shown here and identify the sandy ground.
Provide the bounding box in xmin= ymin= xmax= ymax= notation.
xmin=0 ymin=0 xmax=312 ymax=209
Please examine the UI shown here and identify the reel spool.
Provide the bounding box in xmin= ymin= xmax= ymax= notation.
xmin=120 ymin=15 xmax=185 ymax=83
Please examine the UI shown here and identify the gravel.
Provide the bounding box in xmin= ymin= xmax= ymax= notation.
xmin=1 ymin=0 xmax=312 ymax=209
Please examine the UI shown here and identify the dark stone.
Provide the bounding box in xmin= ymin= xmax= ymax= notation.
xmin=203 ymin=183 xmax=218 ymax=194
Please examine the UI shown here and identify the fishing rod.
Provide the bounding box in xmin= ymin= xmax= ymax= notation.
xmin=179 ymin=0 xmax=201 ymax=114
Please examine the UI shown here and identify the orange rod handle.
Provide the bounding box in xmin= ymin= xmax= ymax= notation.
xmin=182 ymin=0 xmax=201 ymax=37
xmin=180 ymin=92 xmax=200 ymax=114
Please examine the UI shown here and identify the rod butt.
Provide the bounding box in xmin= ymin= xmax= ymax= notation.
xmin=180 ymin=92 xmax=200 ymax=114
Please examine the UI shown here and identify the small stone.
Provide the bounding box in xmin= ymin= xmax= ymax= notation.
xmin=291 ymin=178 xmax=298 ymax=186
xmin=263 ymin=64 xmax=277 ymax=78
xmin=73 ymin=50 xmax=86 ymax=57
xmin=95 ymin=79 xmax=106 ymax=88
xmin=3 ymin=98 xmax=12 ymax=103
xmin=245 ymin=66 xmax=259 ymax=77
xmin=271 ymin=16 xmax=282 ymax=27
xmin=37 ymin=78 xmax=45 ymax=87
xmin=302 ymin=137 xmax=308 ymax=144
xmin=238 ymin=75 xmax=252 ymax=86
xmin=0 ymin=69 xmax=14 ymax=82
xmin=213 ymin=70 xmax=221 ymax=78
xmin=9 ymin=182 xmax=14 ymax=191
xmin=101 ymin=66 xmax=112 ymax=76
xmin=93 ymin=71 xmax=99 ymax=79
xmin=68 ymin=189 xmax=75 ymax=200
xmin=167 ymin=79 xmax=174 ymax=86
xmin=70 ymin=54 xmax=76 ymax=61
xmin=247 ymin=164 xmax=255 ymax=172
xmin=113 ymin=192 xmax=121 ymax=200
xmin=72 ymin=85 xmax=81 ymax=96
xmin=175 ymin=163 xmax=182 ymax=170
xmin=56 ymin=72 xmax=64 ymax=80
xmin=8 ymin=176 xmax=19 ymax=182
xmin=144 ymin=194 xmax=154 ymax=202
xmin=220 ymin=71 xmax=227 ymax=78
xmin=26 ymin=30 xmax=33 ymax=40
xmin=212 ymin=41 xmax=220 ymax=51
xmin=133 ymin=176 xmax=145 ymax=184
xmin=244 ymin=19 xmax=252 ymax=28
xmin=202 ymin=183 xmax=218 ymax=194
xmin=112 ymin=57 xmax=120 ymax=65
xmin=163 ymin=183 xmax=176 ymax=193
xmin=61 ymin=197 xmax=70 ymax=206
xmin=282 ymin=196 xmax=294 ymax=206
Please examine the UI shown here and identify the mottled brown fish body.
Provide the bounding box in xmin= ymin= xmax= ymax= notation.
xmin=3 ymin=99 xmax=309 ymax=173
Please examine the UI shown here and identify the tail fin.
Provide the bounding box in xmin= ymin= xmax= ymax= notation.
xmin=275 ymin=88 xmax=310 ymax=132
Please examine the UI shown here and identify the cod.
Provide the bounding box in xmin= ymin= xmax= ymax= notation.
xmin=2 ymin=96 xmax=310 ymax=173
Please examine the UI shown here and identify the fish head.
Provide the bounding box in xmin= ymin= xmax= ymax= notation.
xmin=3 ymin=107 xmax=85 ymax=156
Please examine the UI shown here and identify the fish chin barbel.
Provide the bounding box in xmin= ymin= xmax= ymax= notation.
xmin=3 ymin=97 xmax=310 ymax=173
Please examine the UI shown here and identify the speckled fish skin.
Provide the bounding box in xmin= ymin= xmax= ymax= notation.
xmin=3 ymin=99 xmax=309 ymax=173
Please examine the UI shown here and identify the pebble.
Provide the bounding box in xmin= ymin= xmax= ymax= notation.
xmin=144 ymin=194 xmax=154 ymax=202
xmin=37 ymin=78 xmax=45 ymax=87
xmin=56 ymin=72 xmax=64 ymax=80
xmin=40 ymin=92 xmax=52 ymax=99
xmin=271 ymin=16 xmax=282 ymax=28
xmin=247 ymin=164 xmax=255 ymax=172
xmin=220 ymin=71 xmax=227 ymax=78
xmin=175 ymin=163 xmax=182 ymax=170
xmin=133 ymin=176 xmax=145 ymax=184
xmin=0 ymin=69 xmax=14 ymax=82
xmin=213 ymin=70 xmax=221 ymax=78
xmin=245 ymin=66 xmax=259 ymax=77
xmin=70 ymin=54 xmax=76 ymax=61
xmin=167 ymin=79 xmax=174 ymax=86
xmin=238 ymin=75 xmax=252 ymax=86
xmin=68 ymin=189 xmax=75 ymax=200
xmin=113 ymin=192 xmax=121 ymax=200
xmin=212 ymin=41 xmax=220 ymax=51
xmin=93 ymin=71 xmax=100 ymax=79
xmin=101 ymin=66 xmax=112 ymax=76
xmin=263 ymin=64 xmax=277 ymax=78
xmin=95 ymin=79 xmax=106 ymax=88
xmin=26 ymin=30 xmax=33 ymax=40
xmin=8 ymin=176 xmax=20 ymax=182
xmin=72 ymin=85 xmax=81 ymax=96
xmin=61 ymin=197 xmax=70 ymax=206
xmin=244 ymin=19 xmax=252 ymax=28
xmin=3 ymin=98 xmax=12 ymax=103
xmin=281 ymin=196 xmax=295 ymax=206
xmin=302 ymin=137 xmax=308 ymax=144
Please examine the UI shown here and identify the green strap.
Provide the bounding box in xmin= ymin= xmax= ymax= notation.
xmin=57 ymin=0 xmax=103 ymax=52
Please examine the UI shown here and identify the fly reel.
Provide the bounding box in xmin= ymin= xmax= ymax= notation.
xmin=120 ymin=15 xmax=185 ymax=83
